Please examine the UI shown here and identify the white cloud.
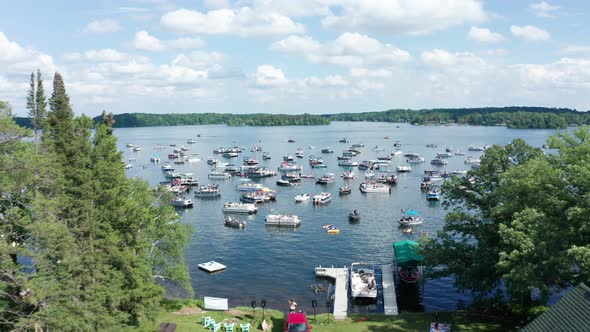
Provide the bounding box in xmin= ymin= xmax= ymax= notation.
xmin=132 ymin=30 xmax=165 ymax=51
xmin=270 ymin=35 xmax=321 ymax=53
xmin=0 ymin=32 xmax=57 ymax=75
xmin=322 ymin=0 xmax=486 ymax=35
xmin=253 ymin=65 xmax=289 ymax=87
xmin=349 ymin=68 xmax=392 ymax=78
xmin=85 ymin=19 xmax=121 ymax=33
xmin=560 ymin=45 xmax=590 ymax=55
xmin=249 ymin=0 xmax=335 ymax=17
xmin=510 ymin=25 xmax=550 ymax=41
xmin=468 ymin=26 xmax=505 ymax=43
xmin=272 ymin=33 xmax=411 ymax=68
xmin=203 ymin=0 xmax=230 ymax=10
xmin=160 ymin=7 xmax=304 ymax=36
xmin=64 ymin=49 xmax=140 ymax=62
xmin=167 ymin=37 xmax=205 ymax=49
xmin=516 ymin=58 xmax=590 ymax=89
xmin=530 ymin=2 xmax=560 ymax=18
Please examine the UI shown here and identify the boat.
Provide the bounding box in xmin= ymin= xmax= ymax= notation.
xmin=464 ymin=157 xmax=481 ymax=164
xmin=351 ymin=143 xmax=364 ymax=148
xmin=295 ymin=148 xmax=304 ymax=158
xmin=339 ymin=185 xmax=352 ymax=195
xmin=376 ymin=172 xmax=398 ymax=185
xmin=187 ymin=154 xmax=201 ymax=163
xmin=348 ymin=210 xmax=360 ymax=222
xmin=126 ymin=143 xmax=134 ymax=148
xmin=128 ymin=157 xmax=136 ymax=161
xmin=316 ymin=173 xmax=336 ymax=184
xmin=425 ymin=143 xmax=437 ymax=148
xmin=391 ymin=150 xmax=403 ymax=156
xmin=338 ymin=160 xmax=359 ymax=167
xmin=384 ymin=136 xmax=391 ymax=139
xmin=452 ymin=170 xmax=468 ymax=175
xmin=359 ymin=182 xmax=390 ymax=193
xmin=235 ymin=181 xmax=264 ymax=192
xmin=396 ymin=165 xmax=412 ymax=172
xmin=407 ymin=156 xmax=425 ymax=163
xmin=155 ymin=144 xmax=165 ymax=149
xmin=358 ymin=160 xmax=374 ymax=170
xmin=283 ymin=155 xmax=294 ymax=162
xmin=171 ymin=197 xmax=193 ymax=208
xmin=312 ymin=192 xmax=332 ymax=204
xmin=265 ymin=212 xmax=301 ymax=227
xmin=364 ymin=170 xmax=375 ymax=179
xmin=246 ymin=167 xmax=276 ymax=178
xmin=339 ymin=138 xmax=349 ymax=143
xmin=322 ymin=224 xmax=340 ymax=234
xmin=132 ymin=146 xmax=141 ymax=152
xmin=262 ymin=152 xmax=271 ymax=160
xmin=276 ymin=179 xmax=292 ymax=186
xmin=208 ymin=170 xmax=231 ymax=179
xmin=294 ymin=193 xmax=311 ymax=202
xmin=341 ymin=170 xmax=355 ymax=179
xmin=207 ymin=157 xmax=219 ymax=165
xmin=161 ymin=162 xmax=174 ymax=171
xmin=398 ymin=210 xmax=423 ymax=226
xmin=393 ymin=240 xmax=424 ymax=283
xmin=224 ymin=216 xmax=246 ymax=229
xmin=243 ymin=157 xmax=259 ymax=165
xmin=288 ymin=138 xmax=296 ymax=143
xmin=278 ymin=162 xmax=302 ymax=172
xmin=372 ymin=146 xmax=384 ymax=151
xmin=436 ymin=152 xmax=453 ymax=158
xmin=187 ymin=139 xmax=196 ymax=144
xmin=150 ymin=155 xmax=161 ymax=162
xmin=455 ymin=151 xmax=466 ymax=156
xmin=311 ymin=163 xmax=327 ymax=169
xmin=222 ymin=202 xmax=258 ymax=214
xmin=300 ymin=173 xmax=315 ymax=179
xmin=430 ymin=158 xmax=448 ymax=166
xmin=426 ymin=186 xmax=441 ymax=201
xmin=223 ymin=152 xmax=238 ymax=158
xmin=321 ymin=147 xmax=334 ymax=153
xmin=195 ymin=184 xmax=220 ymax=198
xmin=350 ymin=263 xmax=377 ymax=300
xmin=468 ymin=145 xmax=485 ymax=151
xmin=124 ymin=164 xmax=133 ymax=169
xmin=393 ymin=141 xmax=402 ymax=147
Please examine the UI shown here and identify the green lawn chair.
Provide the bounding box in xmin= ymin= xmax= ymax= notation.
xmin=202 ymin=317 xmax=213 ymax=328
xmin=224 ymin=322 xmax=234 ymax=332
xmin=210 ymin=322 xmax=221 ymax=332
xmin=239 ymin=323 xmax=250 ymax=332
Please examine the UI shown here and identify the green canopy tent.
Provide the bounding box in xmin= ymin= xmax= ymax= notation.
xmin=393 ymin=240 xmax=424 ymax=267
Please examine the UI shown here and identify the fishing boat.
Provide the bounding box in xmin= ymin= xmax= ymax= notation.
xmin=294 ymin=193 xmax=311 ymax=202
xmin=393 ymin=240 xmax=424 ymax=283
xmin=208 ymin=170 xmax=231 ymax=179
xmin=359 ymin=182 xmax=390 ymax=193
xmin=396 ymin=165 xmax=412 ymax=172
xmin=224 ymin=216 xmax=246 ymax=229
xmin=323 ymin=224 xmax=340 ymax=234
xmin=339 ymin=185 xmax=352 ymax=195
xmin=350 ymin=263 xmax=377 ymax=300
xmin=265 ymin=212 xmax=301 ymax=227
xmin=312 ymin=192 xmax=332 ymax=204
xmin=398 ymin=210 xmax=423 ymax=226
xmin=171 ymin=197 xmax=193 ymax=208
xmin=426 ymin=186 xmax=441 ymax=201
xmin=195 ymin=184 xmax=220 ymax=198
xmin=348 ymin=210 xmax=361 ymax=222
xmin=222 ymin=202 xmax=258 ymax=214
xmin=341 ymin=170 xmax=355 ymax=179
xmin=316 ymin=173 xmax=336 ymax=184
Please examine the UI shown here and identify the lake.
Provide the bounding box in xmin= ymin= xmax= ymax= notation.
xmin=116 ymin=121 xmax=557 ymax=314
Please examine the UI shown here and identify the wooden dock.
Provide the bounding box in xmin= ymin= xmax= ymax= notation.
xmin=314 ymin=266 xmax=348 ymax=320
xmin=381 ymin=264 xmax=399 ymax=315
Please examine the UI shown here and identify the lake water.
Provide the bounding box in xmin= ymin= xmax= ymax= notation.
xmin=115 ymin=122 xmax=556 ymax=314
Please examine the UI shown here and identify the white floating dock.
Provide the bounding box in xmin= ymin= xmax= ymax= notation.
xmin=198 ymin=261 xmax=226 ymax=273
xmin=381 ymin=264 xmax=399 ymax=315
xmin=315 ymin=266 xmax=348 ymax=320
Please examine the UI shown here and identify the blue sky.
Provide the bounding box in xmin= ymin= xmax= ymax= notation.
xmin=1 ymin=0 xmax=589 ymax=116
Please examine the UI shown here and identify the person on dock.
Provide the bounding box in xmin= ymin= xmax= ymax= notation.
xmin=288 ymin=298 xmax=297 ymax=313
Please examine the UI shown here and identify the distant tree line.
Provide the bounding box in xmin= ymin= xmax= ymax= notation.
xmin=328 ymin=107 xmax=588 ymax=129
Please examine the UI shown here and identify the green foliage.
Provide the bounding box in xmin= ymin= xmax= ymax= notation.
xmin=329 ymin=107 xmax=585 ymax=129
xmin=422 ymin=126 xmax=590 ymax=312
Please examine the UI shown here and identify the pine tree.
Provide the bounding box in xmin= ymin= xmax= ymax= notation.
xmin=26 ymin=72 xmax=36 ymax=146
xmin=34 ymin=69 xmax=47 ymax=152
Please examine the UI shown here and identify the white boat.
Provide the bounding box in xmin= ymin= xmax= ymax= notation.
xmin=295 ymin=148 xmax=304 ymax=158
xmin=171 ymin=197 xmax=193 ymax=208
xmin=430 ymin=158 xmax=448 ymax=166
xmin=364 ymin=170 xmax=375 ymax=179
xmin=350 ymin=263 xmax=377 ymax=300
xmin=161 ymin=162 xmax=174 ymax=171
xmin=427 ymin=187 xmax=441 ymax=201
xmin=455 ymin=151 xmax=466 ymax=156
xmin=398 ymin=210 xmax=423 ymax=226
xmin=150 ymin=155 xmax=161 ymax=163
xmin=468 ymin=145 xmax=485 ymax=151
xmin=262 ymin=152 xmax=271 ymax=160
xmin=187 ymin=154 xmax=201 ymax=163
xmin=372 ymin=146 xmax=384 ymax=151
xmin=341 ymin=170 xmax=355 ymax=179
xmin=126 ymin=143 xmax=134 ymax=148
xmin=265 ymin=212 xmax=301 ymax=227
xmin=208 ymin=170 xmax=231 ymax=179
xmin=224 ymin=216 xmax=246 ymax=229
xmin=195 ymin=184 xmax=220 ymax=198
xmin=338 ymin=160 xmax=359 ymax=167
xmin=236 ymin=182 xmax=264 ymax=192
xmin=452 ymin=170 xmax=468 ymax=175
xmin=132 ymin=146 xmax=141 ymax=152
xmin=464 ymin=157 xmax=481 ymax=164
xmin=312 ymin=192 xmax=332 ymax=205
xmin=294 ymin=193 xmax=311 ymax=202
xmin=222 ymin=202 xmax=257 ymax=214
xmin=392 ymin=150 xmax=403 ymax=156
xmin=187 ymin=139 xmax=196 ymax=144
xmin=359 ymin=182 xmax=390 ymax=193
xmin=396 ymin=165 xmax=412 ymax=172
xmin=316 ymin=173 xmax=336 ymax=184
xmin=436 ymin=152 xmax=453 ymax=158
xmin=124 ymin=164 xmax=133 ymax=169
xmin=407 ymin=156 xmax=425 ymax=164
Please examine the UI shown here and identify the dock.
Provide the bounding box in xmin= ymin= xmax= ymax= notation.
xmin=381 ymin=264 xmax=399 ymax=315
xmin=314 ymin=266 xmax=348 ymax=320
xmin=198 ymin=261 xmax=227 ymax=273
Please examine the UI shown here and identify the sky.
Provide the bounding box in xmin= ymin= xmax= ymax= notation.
xmin=1 ymin=0 xmax=590 ymax=117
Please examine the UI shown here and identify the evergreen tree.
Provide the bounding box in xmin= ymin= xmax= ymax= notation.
xmin=25 ymin=73 xmax=36 ymax=147
xmin=34 ymin=69 xmax=47 ymax=152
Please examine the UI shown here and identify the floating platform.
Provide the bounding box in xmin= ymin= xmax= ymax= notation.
xmin=315 ymin=266 xmax=348 ymax=320
xmin=198 ymin=261 xmax=226 ymax=273
xmin=381 ymin=264 xmax=399 ymax=315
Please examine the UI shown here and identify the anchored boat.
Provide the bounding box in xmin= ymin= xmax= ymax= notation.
xmin=350 ymin=263 xmax=377 ymax=300
xmin=393 ymin=240 xmax=424 ymax=283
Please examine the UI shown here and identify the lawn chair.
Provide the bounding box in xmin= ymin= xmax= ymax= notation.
xmin=224 ymin=322 xmax=234 ymax=332
xmin=202 ymin=317 xmax=214 ymax=328
xmin=210 ymin=322 xmax=222 ymax=332
xmin=239 ymin=323 xmax=250 ymax=332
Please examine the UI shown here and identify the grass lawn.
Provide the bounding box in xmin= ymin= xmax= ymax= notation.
xmin=128 ymin=300 xmax=520 ymax=332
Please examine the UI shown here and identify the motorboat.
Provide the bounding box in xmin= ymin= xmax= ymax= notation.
xmin=240 ymin=191 xmax=271 ymax=204
xmin=364 ymin=170 xmax=375 ymax=179
xmin=323 ymin=224 xmax=340 ymax=234
xmin=150 ymin=155 xmax=161 ymax=163
xmin=372 ymin=146 xmax=384 ymax=151
xmin=243 ymin=157 xmax=259 ymax=165
xmin=224 ymin=216 xmax=246 ymax=229
xmin=455 ymin=151 xmax=466 ymax=156
xmin=288 ymin=138 xmax=296 ymax=143
xmin=223 ymin=152 xmax=239 ymax=158
xmin=348 ymin=210 xmax=360 ymax=222
xmin=359 ymin=182 xmax=390 ymax=193
xmin=398 ymin=210 xmax=423 ymax=226
xmin=282 ymin=171 xmax=301 ymax=183
xmin=339 ymin=138 xmax=349 ymax=143
xmin=341 ymin=170 xmax=355 ymax=179
xmin=393 ymin=240 xmax=424 ymax=283
xmin=235 ymin=181 xmax=264 ymax=192
xmin=170 ymin=197 xmax=193 ymax=208
xmin=316 ymin=173 xmax=336 ymax=184
xmin=300 ymin=173 xmax=315 ymax=179
xmin=276 ymin=179 xmax=292 ymax=186
xmin=262 ymin=152 xmax=271 ymax=160
xmin=351 ymin=143 xmax=364 ymax=148
xmin=161 ymin=162 xmax=174 ymax=171
xmin=265 ymin=212 xmax=301 ymax=227
xmin=133 ymin=146 xmax=142 ymax=152
xmin=124 ymin=164 xmax=133 ymax=169
xmin=283 ymin=155 xmax=294 ymax=162
xmin=393 ymin=141 xmax=402 ymax=147
xmin=246 ymin=167 xmax=276 ymax=178
xmin=195 ymin=184 xmax=220 ymax=198
xmin=187 ymin=154 xmax=201 ymax=163
xmin=278 ymin=162 xmax=302 ymax=172
xmin=426 ymin=186 xmax=441 ymax=201
xmin=321 ymin=147 xmax=334 ymax=153
xmin=128 ymin=157 xmax=136 ymax=161
xmin=311 ymin=163 xmax=327 ymax=169
xmin=338 ymin=160 xmax=359 ymax=167
xmin=425 ymin=143 xmax=437 ymax=148
xmin=452 ymin=170 xmax=468 ymax=175
xmin=391 ymin=150 xmax=403 ymax=156
xmin=187 ymin=139 xmax=196 ymax=144
xmin=222 ymin=202 xmax=258 ymax=214
xmin=126 ymin=143 xmax=134 ymax=148
xmin=295 ymin=148 xmax=304 ymax=158
xmin=350 ymin=263 xmax=377 ymax=300
xmin=468 ymin=145 xmax=485 ymax=151
xmin=396 ymin=165 xmax=412 ymax=172
xmin=377 ymin=156 xmax=392 ymax=161
xmin=207 ymin=157 xmax=219 ymax=165
xmin=376 ymin=172 xmax=398 ymax=185
xmin=430 ymin=158 xmax=448 ymax=166
xmin=339 ymin=185 xmax=352 ymax=195
xmin=436 ymin=152 xmax=453 ymax=158
xmin=208 ymin=170 xmax=231 ymax=179
xmin=464 ymin=157 xmax=481 ymax=164
xmin=312 ymin=192 xmax=332 ymax=204
xmin=168 ymin=153 xmax=179 ymax=159
xmin=407 ymin=156 xmax=425 ymax=164
xmin=294 ymin=193 xmax=311 ymax=202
